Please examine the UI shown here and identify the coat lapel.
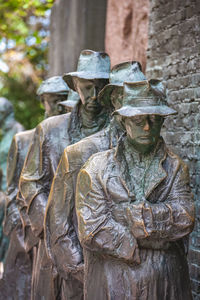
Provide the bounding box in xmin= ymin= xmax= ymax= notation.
xmin=115 ymin=137 xmax=168 ymax=200
xmin=144 ymin=145 xmax=167 ymax=198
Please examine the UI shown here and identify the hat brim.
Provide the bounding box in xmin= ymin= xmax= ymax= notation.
xmin=63 ymin=71 xmax=109 ymax=91
xmin=98 ymin=84 xmax=123 ymax=107
xmin=38 ymin=90 xmax=69 ymax=96
xmin=114 ymin=105 xmax=177 ymax=117
xmin=59 ymin=100 xmax=78 ymax=108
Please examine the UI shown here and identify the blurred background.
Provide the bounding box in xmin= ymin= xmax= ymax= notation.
xmin=0 ymin=0 xmax=149 ymax=129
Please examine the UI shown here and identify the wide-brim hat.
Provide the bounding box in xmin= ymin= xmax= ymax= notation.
xmin=98 ymin=61 xmax=146 ymax=108
xmin=58 ymin=89 xmax=80 ymax=109
xmin=115 ymin=80 xmax=177 ymax=117
xmin=63 ymin=50 xmax=110 ymax=91
xmin=37 ymin=76 xmax=69 ymax=96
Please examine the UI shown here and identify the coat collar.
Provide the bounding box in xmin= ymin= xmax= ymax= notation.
xmin=114 ymin=136 xmax=167 ymax=199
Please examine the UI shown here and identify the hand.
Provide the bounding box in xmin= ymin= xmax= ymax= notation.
xmin=126 ymin=202 xmax=148 ymax=239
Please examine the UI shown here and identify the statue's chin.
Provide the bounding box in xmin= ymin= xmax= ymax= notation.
xmin=131 ymin=139 xmax=157 ymax=155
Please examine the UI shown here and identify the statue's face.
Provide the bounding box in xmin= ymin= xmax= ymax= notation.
xmin=74 ymin=77 xmax=108 ymax=114
xmin=124 ymin=114 xmax=164 ymax=153
xmin=110 ymin=89 xmax=123 ymax=110
xmin=41 ymin=93 xmax=68 ymax=118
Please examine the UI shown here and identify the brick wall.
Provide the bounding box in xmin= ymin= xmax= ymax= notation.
xmin=146 ymin=0 xmax=200 ymax=298
xmin=105 ymin=0 xmax=149 ymax=70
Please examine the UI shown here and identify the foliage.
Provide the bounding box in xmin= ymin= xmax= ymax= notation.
xmin=0 ymin=0 xmax=54 ymax=129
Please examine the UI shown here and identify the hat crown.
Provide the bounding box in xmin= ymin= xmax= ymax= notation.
xmin=37 ymin=76 xmax=69 ymax=96
xmin=76 ymin=50 xmax=110 ymax=75
xmin=123 ymin=80 xmax=166 ymax=108
xmin=110 ymin=61 xmax=146 ymax=85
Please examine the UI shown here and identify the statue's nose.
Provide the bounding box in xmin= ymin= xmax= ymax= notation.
xmin=143 ymin=120 xmax=150 ymax=131
xmin=91 ymin=88 xmax=97 ymax=101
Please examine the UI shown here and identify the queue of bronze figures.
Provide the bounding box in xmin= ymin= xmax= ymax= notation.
xmin=0 ymin=50 xmax=195 ymax=300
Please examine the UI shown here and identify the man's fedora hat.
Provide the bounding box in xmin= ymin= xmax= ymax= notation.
xmin=37 ymin=76 xmax=69 ymax=96
xmin=63 ymin=50 xmax=110 ymax=91
xmin=114 ymin=80 xmax=177 ymax=117
xmin=98 ymin=61 xmax=146 ymax=107
xmin=58 ymin=89 xmax=80 ymax=109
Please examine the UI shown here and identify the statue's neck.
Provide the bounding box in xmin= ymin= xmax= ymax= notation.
xmin=125 ymin=136 xmax=159 ymax=158
xmin=80 ymin=106 xmax=98 ymax=128
xmin=79 ymin=105 xmax=106 ymax=132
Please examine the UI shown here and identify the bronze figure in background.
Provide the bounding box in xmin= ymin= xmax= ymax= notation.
xmin=19 ymin=50 xmax=110 ymax=300
xmin=0 ymin=76 xmax=69 ymax=299
xmin=57 ymin=89 xmax=80 ymax=113
xmin=44 ymin=61 xmax=146 ymax=299
xmin=76 ymin=80 xmax=195 ymax=300
xmin=0 ymin=98 xmax=24 ymax=263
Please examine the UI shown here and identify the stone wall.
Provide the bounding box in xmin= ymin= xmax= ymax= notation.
xmin=105 ymin=0 xmax=149 ymax=70
xmin=48 ymin=0 xmax=107 ymax=76
xmin=146 ymin=0 xmax=200 ymax=298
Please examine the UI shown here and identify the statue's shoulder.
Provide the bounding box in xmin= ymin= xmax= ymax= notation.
xmin=165 ymin=146 xmax=189 ymax=174
xmin=66 ymin=128 xmax=109 ymax=158
xmin=13 ymin=121 xmax=24 ymax=133
xmin=14 ymin=128 xmax=35 ymax=144
xmin=83 ymin=148 xmax=114 ymax=174
xmin=37 ymin=113 xmax=71 ymax=134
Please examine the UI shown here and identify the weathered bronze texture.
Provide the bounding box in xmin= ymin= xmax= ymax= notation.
xmin=0 ymin=97 xmax=24 ymax=263
xmin=0 ymin=76 xmax=69 ymax=299
xmin=58 ymin=89 xmax=80 ymax=113
xmin=0 ymin=98 xmax=24 ymax=192
xmin=76 ymin=80 xmax=195 ymax=300
xmin=19 ymin=50 xmax=110 ymax=300
xmin=44 ymin=61 xmax=146 ymax=298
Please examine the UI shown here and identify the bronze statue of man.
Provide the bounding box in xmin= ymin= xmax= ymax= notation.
xmin=0 ymin=98 xmax=24 ymax=192
xmin=0 ymin=76 xmax=69 ymax=299
xmin=19 ymin=50 xmax=110 ymax=300
xmin=76 ymin=80 xmax=195 ymax=300
xmin=0 ymin=98 xmax=24 ymax=263
xmin=44 ymin=61 xmax=146 ymax=299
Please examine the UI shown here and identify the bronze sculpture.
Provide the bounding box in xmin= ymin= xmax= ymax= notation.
xmin=76 ymin=80 xmax=195 ymax=300
xmin=0 ymin=76 xmax=69 ymax=299
xmin=58 ymin=89 xmax=80 ymax=113
xmin=44 ymin=61 xmax=146 ymax=299
xmin=19 ymin=50 xmax=110 ymax=300
xmin=0 ymin=98 xmax=24 ymax=192
xmin=0 ymin=97 xmax=24 ymax=263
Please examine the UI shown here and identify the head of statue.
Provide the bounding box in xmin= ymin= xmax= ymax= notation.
xmin=63 ymin=50 xmax=110 ymax=115
xmin=114 ymin=80 xmax=177 ymax=154
xmin=98 ymin=61 xmax=146 ymax=115
xmin=0 ymin=97 xmax=14 ymax=124
xmin=37 ymin=76 xmax=69 ymax=118
xmin=57 ymin=89 xmax=80 ymax=113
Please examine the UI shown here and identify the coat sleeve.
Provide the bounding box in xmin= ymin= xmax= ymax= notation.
xmin=19 ymin=124 xmax=50 ymax=237
xmin=44 ymin=151 xmax=83 ymax=281
xmin=76 ymin=155 xmax=140 ymax=263
xmin=4 ymin=135 xmax=21 ymax=236
xmin=126 ymin=162 xmax=195 ymax=242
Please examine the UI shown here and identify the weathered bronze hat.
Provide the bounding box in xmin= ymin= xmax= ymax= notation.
xmin=63 ymin=50 xmax=110 ymax=91
xmin=98 ymin=61 xmax=146 ymax=107
xmin=37 ymin=76 xmax=69 ymax=96
xmin=115 ymin=80 xmax=177 ymax=117
xmin=58 ymin=89 xmax=80 ymax=109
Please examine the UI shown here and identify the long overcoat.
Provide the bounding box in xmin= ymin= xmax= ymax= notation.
xmin=1 ymin=129 xmax=35 ymax=299
xmin=44 ymin=120 xmax=122 ymax=299
xmin=19 ymin=102 xmax=109 ymax=300
xmin=76 ymin=138 xmax=195 ymax=300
